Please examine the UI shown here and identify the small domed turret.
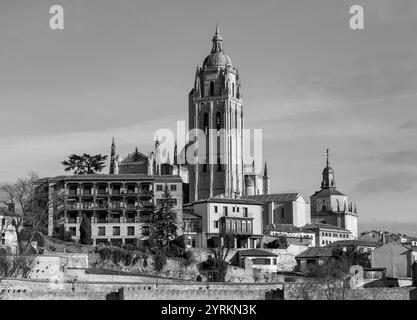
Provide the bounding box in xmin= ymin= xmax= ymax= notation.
xmin=203 ymin=25 xmax=232 ymax=68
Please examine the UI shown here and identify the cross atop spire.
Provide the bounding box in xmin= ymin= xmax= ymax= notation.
xmin=211 ymin=24 xmax=223 ymax=53
xmin=326 ymin=148 xmax=330 ymax=167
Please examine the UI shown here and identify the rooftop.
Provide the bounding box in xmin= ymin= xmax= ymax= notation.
xmin=303 ymin=223 xmax=351 ymax=233
xmin=188 ymin=196 xmax=262 ymax=206
xmin=238 ymin=249 xmax=277 ymax=257
xmin=311 ymin=188 xmax=345 ymax=197
xmin=241 ymin=193 xmax=302 ymax=204
xmin=37 ymin=174 xmax=183 ymax=183
xmin=326 ymin=240 xmax=382 ymax=248
xmin=265 ymin=224 xmax=313 ymax=234
xmin=296 ymin=247 xmax=334 ymax=259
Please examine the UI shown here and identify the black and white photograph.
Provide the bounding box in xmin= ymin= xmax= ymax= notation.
xmin=0 ymin=0 xmax=417 ymax=309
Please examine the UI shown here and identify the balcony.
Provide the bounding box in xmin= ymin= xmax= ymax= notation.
xmin=219 ymin=217 xmax=253 ymax=235
xmin=66 ymin=203 xmax=78 ymax=210
xmin=139 ymin=189 xmax=153 ymax=197
xmin=82 ymin=190 xmax=93 ymax=196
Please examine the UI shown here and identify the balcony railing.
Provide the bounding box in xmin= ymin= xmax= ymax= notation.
xmin=219 ymin=217 xmax=253 ymax=235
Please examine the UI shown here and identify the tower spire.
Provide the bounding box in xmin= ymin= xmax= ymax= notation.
xmin=263 ymin=162 xmax=268 ymax=177
xmin=211 ymin=24 xmax=223 ymax=53
xmin=326 ymin=148 xmax=329 ymax=167
xmin=109 ymin=137 xmax=116 ymax=174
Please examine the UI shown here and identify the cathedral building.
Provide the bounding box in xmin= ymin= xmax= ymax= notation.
xmin=310 ymin=150 xmax=358 ymax=238
xmin=188 ymin=26 xmax=268 ymax=203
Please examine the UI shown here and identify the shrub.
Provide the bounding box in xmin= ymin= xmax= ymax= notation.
xmin=153 ymin=250 xmax=167 ymax=272
xmin=183 ymin=250 xmax=194 ymax=267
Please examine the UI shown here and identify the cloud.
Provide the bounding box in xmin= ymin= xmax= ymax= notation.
xmin=382 ymin=150 xmax=417 ymax=166
xmin=397 ymin=121 xmax=417 ymax=132
xmin=355 ymin=172 xmax=417 ymax=194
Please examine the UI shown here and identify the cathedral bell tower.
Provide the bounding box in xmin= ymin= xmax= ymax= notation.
xmin=188 ymin=26 xmax=244 ymax=202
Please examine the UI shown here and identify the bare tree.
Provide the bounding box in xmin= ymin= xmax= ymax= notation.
xmin=0 ymin=172 xmax=64 ymax=253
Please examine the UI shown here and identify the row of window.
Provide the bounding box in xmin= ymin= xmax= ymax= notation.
xmin=68 ymin=225 xmax=150 ymax=237
xmin=214 ymin=206 xmax=249 ymax=217
xmin=156 ymin=198 xmax=178 ymax=206
xmin=156 ymin=184 xmax=177 ymax=192
xmin=321 ymin=232 xmax=349 ymax=238
xmin=251 ymin=258 xmax=277 ymax=266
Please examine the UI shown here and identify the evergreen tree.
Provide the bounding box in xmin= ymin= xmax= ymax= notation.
xmin=62 ymin=153 xmax=108 ymax=175
xmin=152 ymin=184 xmax=178 ymax=247
xmin=79 ymin=213 xmax=92 ymax=245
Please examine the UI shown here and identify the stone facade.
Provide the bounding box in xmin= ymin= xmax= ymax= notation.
xmin=38 ymin=174 xmax=182 ymax=246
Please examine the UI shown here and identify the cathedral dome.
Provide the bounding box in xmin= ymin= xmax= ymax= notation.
xmin=203 ymin=25 xmax=232 ymax=68
xmin=203 ymin=52 xmax=232 ymax=68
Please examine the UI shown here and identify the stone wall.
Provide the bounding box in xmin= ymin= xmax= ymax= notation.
xmin=120 ymin=283 xmax=283 ymax=300
xmin=284 ymin=283 xmax=417 ymax=300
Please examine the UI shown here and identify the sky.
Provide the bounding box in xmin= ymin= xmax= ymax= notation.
xmin=0 ymin=0 xmax=416 ymax=234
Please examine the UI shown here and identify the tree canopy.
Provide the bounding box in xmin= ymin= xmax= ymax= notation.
xmin=151 ymin=184 xmax=179 ymax=247
xmin=62 ymin=153 xmax=108 ymax=175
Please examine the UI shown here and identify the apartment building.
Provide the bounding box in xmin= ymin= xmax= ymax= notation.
xmin=184 ymin=196 xmax=264 ymax=249
xmin=38 ymin=174 xmax=182 ymax=246
xmin=303 ymin=223 xmax=353 ymax=247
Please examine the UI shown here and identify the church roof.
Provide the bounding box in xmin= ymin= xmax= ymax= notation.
xmin=311 ymin=188 xmax=345 ymax=197
xmin=38 ymin=174 xmax=182 ymax=183
xmin=241 ymin=193 xmax=302 ymax=203
xmin=188 ymin=196 xmax=262 ymax=206
xmin=120 ymin=148 xmax=148 ymax=163
xmin=303 ymin=223 xmax=351 ymax=233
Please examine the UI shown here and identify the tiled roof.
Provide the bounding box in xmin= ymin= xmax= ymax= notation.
xmin=326 ymin=240 xmax=382 ymax=248
xmin=37 ymin=174 xmax=182 ymax=183
xmin=190 ymin=196 xmax=262 ymax=206
xmin=241 ymin=193 xmax=301 ymax=203
xmin=238 ymin=249 xmax=277 ymax=257
xmin=265 ymin=224 xmax=308 ymax=233
xmin=303 ymin=223 xmax=351 ymax=233
xmin=311 ymin=188 xmax=345 ymax=197
xmin=296 ymin=247 xmax=334 ymax=259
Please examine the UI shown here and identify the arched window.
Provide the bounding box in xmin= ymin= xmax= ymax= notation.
xmin=210 ymin=82 xmax=215 ymax=96
xmin=321 ymin=205 xmax=327 ymax=212
xmin=232 ymin=83 xmax=235 ymax=97
xmin=203 ymin=113 xmax=209 ymax=172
